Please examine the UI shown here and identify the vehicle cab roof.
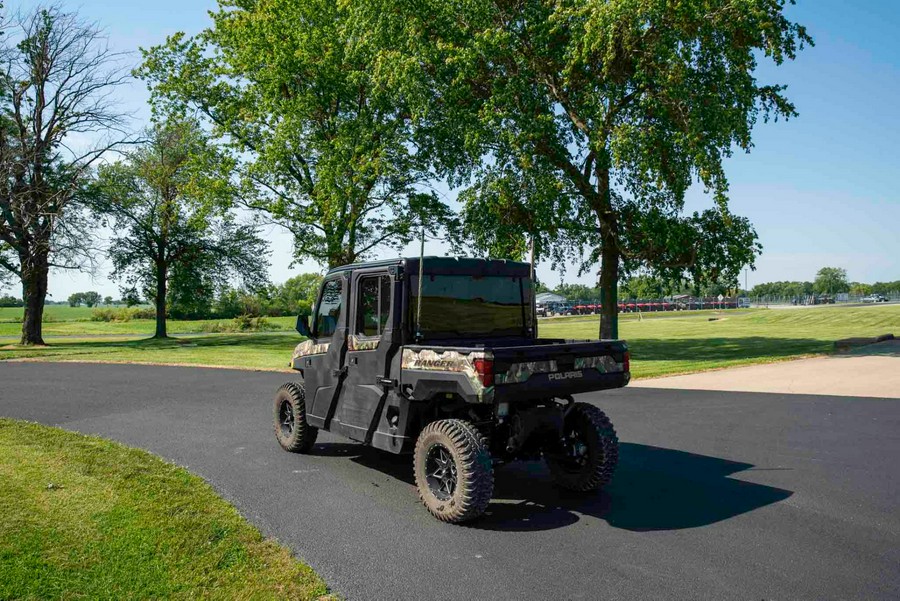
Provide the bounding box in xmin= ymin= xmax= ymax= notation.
xmin=325 ymin=256 xmax=532 ymax=278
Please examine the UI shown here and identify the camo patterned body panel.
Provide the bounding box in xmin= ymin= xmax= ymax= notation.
xmin=292 ymin=339 xmax=331 ymax=361
xmin=401 ymin=348 xmax=494 ymax=401
xmin=348 ymin=335 xmax=380 ymax=352
xmin=574 ymin=355 xmax=624 ymax=373
xmin=495 ymin=355 xmax=625 ymax=385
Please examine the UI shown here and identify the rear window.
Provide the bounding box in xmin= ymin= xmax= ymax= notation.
xmin=410 ymin=274 xmax=532 ymax=339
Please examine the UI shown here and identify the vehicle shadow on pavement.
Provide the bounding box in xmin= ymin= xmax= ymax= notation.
xmin=313 ymin=441 xmax=793 ymax=533
xmin=479 ymin=443 xmax=794 ymax=532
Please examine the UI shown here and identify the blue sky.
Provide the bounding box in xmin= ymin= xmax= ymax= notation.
xmin=9 ymin=0 xmax=899 ymax=298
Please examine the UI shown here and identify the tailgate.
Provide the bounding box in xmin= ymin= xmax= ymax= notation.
xmin=491 ymin=339 xmax=629 ymax=400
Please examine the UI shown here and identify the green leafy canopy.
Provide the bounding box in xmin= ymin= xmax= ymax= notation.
xmin=90 ymin=117 xmax=269 ymax=332
xmin=369 ymin=0 xmax=810 ymax=335
xmin=137 ymin=0 xmax=457 ymax=268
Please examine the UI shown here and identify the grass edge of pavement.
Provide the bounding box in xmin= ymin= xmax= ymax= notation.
xmin=0 ymin=418 xmax=330 ymax=600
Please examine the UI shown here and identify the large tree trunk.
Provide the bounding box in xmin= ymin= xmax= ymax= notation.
xmin=595 ymin=163 xmax=620 ymax=340
xmin=20 ymin=254 xmax=49 ymax=346
xmin=154 ymin=260 xmax=167 ymax=339
xmin=598 ymin=242 xmax=619 ymax=340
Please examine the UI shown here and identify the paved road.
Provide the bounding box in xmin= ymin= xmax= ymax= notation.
xmin=2 ymin=363 xmax=898 ymax=600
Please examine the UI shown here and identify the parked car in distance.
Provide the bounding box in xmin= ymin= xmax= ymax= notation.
xmin=862 ymin=294 xmax=889 ymax=303
xmin=552 ymin=302 xmax=574 ymax=316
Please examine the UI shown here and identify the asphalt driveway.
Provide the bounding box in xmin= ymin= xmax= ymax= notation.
xmin=1 ymin=362 xmax=898 ymax=600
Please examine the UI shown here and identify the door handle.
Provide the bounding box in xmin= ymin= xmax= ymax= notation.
xmin=331 ymin=366 xmax=348 ymax=378
xmin=375 ymin=377 xmax=396 ymax=388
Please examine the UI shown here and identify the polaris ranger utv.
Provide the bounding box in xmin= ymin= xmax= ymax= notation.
xmin=274 ymin=257 xmax=629 ymax=523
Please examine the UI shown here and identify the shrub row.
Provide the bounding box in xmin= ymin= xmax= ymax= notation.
xmin=197 ymin=315 xmax=278 ymax=333
xmin=91 ymin=307 xmax=157 ymax=322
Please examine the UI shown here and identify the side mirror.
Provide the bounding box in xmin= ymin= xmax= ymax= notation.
xmin=296 ymin=314 xmax=312 ymax=338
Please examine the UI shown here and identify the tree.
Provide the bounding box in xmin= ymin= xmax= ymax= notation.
xmin=380 ymin=0 xmax=807 ymax=338
xmin=82 ymin=291 xmax=101 ymax=307
xmin=0 ymin=293 xmax=22 ymax=307
xmin=103 ymin=295 xmax=113 ymax=306
xmin=0 ymin=5 xmax=129 ymax=344
xmin=555 ymin=283 xmax=600 ymax=302
xmin=274 ymin=273 xmax=323 ymax=316
xmin=814 ymin=267 xmax=849 ymax=295
xmin=121 ymin=288 xmax=141 ymax=308
xmin=137 ymin=0 xmax=455 ymax=269
xmin=91 ymin=117 xmax=269 ymax=338
xmin=849 ymin=283 xmax=872 ymax=297
xmin=750 ymin=280 xmax=813 ymax=299
xmin=67 ymin=292 xmax=83 ymax=307
xmin=621 ymin=275 xmax=666 ymax=300
xmin=871 ymin=281 xmax=900 ymax=296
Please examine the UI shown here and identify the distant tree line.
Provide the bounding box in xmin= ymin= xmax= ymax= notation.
xmin=176 ymin=273 xmax=322 ymax=320
xmin=0 ymin=294 xmax=23 ymax=307
xmin=542 ymin=274 xmax=735 ymax=302
xmin=749 ymin=267 xmax=899 ymax=299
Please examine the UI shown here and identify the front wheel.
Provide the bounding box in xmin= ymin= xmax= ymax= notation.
xmin=273 ymin=382 xmax=318 ymax=453
xmin=546 ymin=403 xmax=618 ymax=491
xmin=413 ymin=419 xmax=494 ymax=523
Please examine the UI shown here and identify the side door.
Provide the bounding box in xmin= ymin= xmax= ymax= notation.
xmin=302 ymin=274 xmax=349 ymax=430
xmin=336 ymin=269 xmax=396 ymax=442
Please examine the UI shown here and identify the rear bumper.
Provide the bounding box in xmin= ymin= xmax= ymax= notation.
xmin=495 ymin=368 xmax=629 ymax=402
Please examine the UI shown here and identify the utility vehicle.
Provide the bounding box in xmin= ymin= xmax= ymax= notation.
xmin=273 ymin=257 xmax=630 ymax=523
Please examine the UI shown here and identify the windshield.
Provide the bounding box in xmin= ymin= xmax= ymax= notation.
xmin=410 ymin=274 xmax=533 ymax=339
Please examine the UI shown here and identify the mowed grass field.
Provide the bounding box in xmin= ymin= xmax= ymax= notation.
xmin=2 ymin=304 xmax=898 ymax=378
xmin=543 ymin=304 xmax=899 ymax=377
xmin=0 ymin=419 xmax=328 ymax=600
xmin=0 ymin=306 xmax=296 ymax=337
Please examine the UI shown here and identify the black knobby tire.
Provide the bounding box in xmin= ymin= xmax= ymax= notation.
xmin=273 ymin=382 xmax=318 ymax=453
xmin=413 ymin=419 xmax=494 ymax=523
xmin=546 ymin=402 xmax=618 ymax=491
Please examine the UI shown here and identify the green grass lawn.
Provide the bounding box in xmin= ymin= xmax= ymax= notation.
xmin=0 ymin=418 xmax=328 ymax=600
xmin=0 ymin=333 xmax=299 ymax=371
xmin=0 ymin=306 xmax=296 ymax=337
xmin=1 ymin=305 xmax=897 ymax=378
xmin=0 ymin=305 xmax=100 ymax=322
xmin=541 ymin=304 xmax=900 ymax=378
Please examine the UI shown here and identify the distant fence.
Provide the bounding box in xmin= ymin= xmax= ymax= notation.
xmin=538 ymin=296 xmax=746 ymax=316
xmin=749 ymin=293 xmax=900 ymax=307
xmin=538 ymin=293 xmax=900 ymax=316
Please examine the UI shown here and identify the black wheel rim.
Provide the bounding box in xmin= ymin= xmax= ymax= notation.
xmin=279 ymin=400 xmax=295 ymax=437
xmin=558 ymin=427 xmax=590 ymax=472
xmin=425 ymin=443 xmax=458 ymax=501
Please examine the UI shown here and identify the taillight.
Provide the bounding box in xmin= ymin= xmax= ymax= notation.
xmin=473 ymin=358 xmax=494 ymax=387
xmin=623 ymin=351 xmax=630 ymax=373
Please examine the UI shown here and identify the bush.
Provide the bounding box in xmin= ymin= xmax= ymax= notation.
xmin=195 ymin=314 xmax=277 ymax=333
xmin=91 ymin=307 xmax=156 ymax=322
xmin=232 ymin=314 xmax=276 ymax=332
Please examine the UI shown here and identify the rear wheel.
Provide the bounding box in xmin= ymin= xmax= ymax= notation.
xmin=546 ymin=403 xmax=618 ymax=491
xmin=414 ymin=419 xmax=494 ymax=523
xmin=273 ymin=382 xmax=318 ymax=453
